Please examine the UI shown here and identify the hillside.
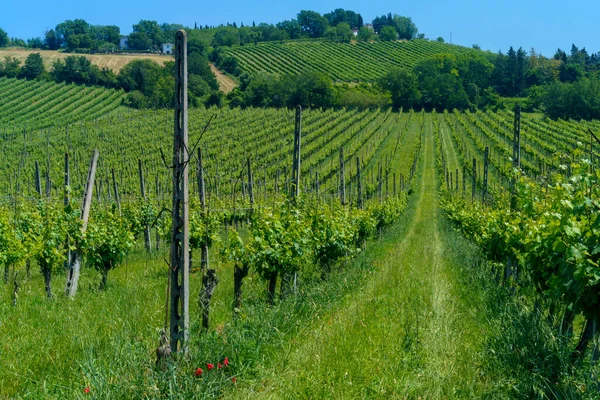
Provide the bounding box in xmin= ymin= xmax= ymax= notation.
xmin=0 ymin=77 xmax=126 ymax=129
xmin=0 ymin=48 xmax=171 ymax=73
xmin=223 ymin=39 xmax=484 ymax=82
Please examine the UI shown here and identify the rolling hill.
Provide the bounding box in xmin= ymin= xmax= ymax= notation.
xmin=223 ymin=39 xmax=484 ymax=82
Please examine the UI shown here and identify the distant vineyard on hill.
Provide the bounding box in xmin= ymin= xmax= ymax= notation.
xmin=0 ymin=77 xmax=126 ymax=129
xmin=223 ymin=39 xmax=482 ymax=82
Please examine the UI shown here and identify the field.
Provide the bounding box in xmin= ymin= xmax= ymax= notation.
xmin=0 ymin=77 xmax=126 ymax=130
xmin=1 ymin=94 xmax=600 ymax=398
xmin=0 ymin=48 xmax=172 ymax=73
xmin=224 ymin=39 xmax=482 ymax=82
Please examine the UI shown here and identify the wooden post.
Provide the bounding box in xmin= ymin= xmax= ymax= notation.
xmin=45 ymin=159 xmax=51 ymax=199
xmin=291 ymin=106 xmax=302 ymax=200
xmin=462 ymin=164 xmax=466 ymax=194
xmin=139 ymin=159 xmax=152 ymax=252
xmin=356 ymin=157 xmax=363 ymax=209
xmin=197 ymin=148 xmax=208 ymax=274
xmin=247 ymin=157 xmax=254 ymax=209
xmin=63 ymin=153 xmax=71 ymax=271
xmin=455 ymin=168 xmax=459 ymax=191
xmin=339 ymin=147 xmax=345 ymax=206
xmin=483 ymin=147 xmax=489 ymax=202
xmin=472 ymin=158 xmax=476 ymax=202
xmin=170 ymin=30 xmax=190 ymax=354
xmin=511 ymin=105 xmax=521 ymax=209
xmin=34 ymin=161 xmax=42 ymax=196
xmin=378 ymin=162 xmax=383 ymax=202
xmin=65 ymin=149 xmax=99 ymax=297
xmin=112 ymin=168 xmax=121 ymax=215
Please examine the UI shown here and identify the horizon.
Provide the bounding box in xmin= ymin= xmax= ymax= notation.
xmin=1 ymin=0 xmax=600 ymax=57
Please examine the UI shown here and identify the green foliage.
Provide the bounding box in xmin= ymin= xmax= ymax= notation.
xmin=0 ymin=28 xmax=9 ymax=47
xmin=127 ymin=32 xmax=152 ymax=51
xmin=132 ymin=20 xmax=163 ymax=47
xmin=85 ymin=206 xmax=135 ymax=274
xmin=0 ymin=56 xmax=21 ymax=78
xmin=357 ymin=27 xmax=375 ymax=42
xmin=21 ymin=53 xmax=45 ymax=79
xmin=32 ymin=201 xmax=67 ymax=274
xmin=325 ymin=23 xmax=353 ymax=43
xmin=378 ymin=68 xmax=420 ymax=110
xmin=297 ymin=10 xmax=329 ymax=38
xmin=379 ymin=26 xmax=398 ymax=42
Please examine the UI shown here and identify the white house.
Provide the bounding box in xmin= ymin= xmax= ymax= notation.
xmin=352 ymin=28 xmax=359 ymax=37
xmin=119 ymin=36 xmax=129 ymax=50
xmin=162 ymin=43 xmax=174 ymax=54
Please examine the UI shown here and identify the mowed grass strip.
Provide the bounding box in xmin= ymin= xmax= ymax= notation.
xmin=227 ymin=118 xmax=500 ymax=398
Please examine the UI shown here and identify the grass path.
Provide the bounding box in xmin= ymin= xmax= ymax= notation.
xmin=228 ymin=116 xmax=495 ymax=398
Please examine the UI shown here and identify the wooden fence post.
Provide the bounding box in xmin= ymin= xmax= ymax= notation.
xmin=65 ymin=149 xmax=99 ymax=297
xmin=339 ymin=147 xmax=345 ymax=206
xmin=170 ymin=30 xmax=190 ymax=354
xmin=139 ymin=159 xmax=152 ymax=252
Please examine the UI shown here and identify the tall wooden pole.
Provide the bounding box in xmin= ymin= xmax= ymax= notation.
xmin=65 ymin=149 xmax=99 ymax=297
xmin=170 ymin=29 xmax=190 ymax=354
xmin=291 ymin=106 xmax=302 ymax=200
xmin=511 ymin=105 xmax=521 ymax=210
xmin=339 ymin=147 xmax=345 ymax=206
xmin=483 ymin=147 xmax=489 ymax=202
xmin=139 ymin=159 xmax=152 ymax=251
xmin=111 ymin=168 xmax=121 ymax=215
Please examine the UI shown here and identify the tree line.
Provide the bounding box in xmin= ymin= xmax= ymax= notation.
xmin=0 ymin=8 xmax=419 ymax=53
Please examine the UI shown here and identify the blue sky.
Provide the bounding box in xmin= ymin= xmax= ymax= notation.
xmin=1 ymin=0 xmax=598 ymax=57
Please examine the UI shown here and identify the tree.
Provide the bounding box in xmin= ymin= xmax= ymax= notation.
xmin=21 ymin=53 xmax=45 ymax=79
xmin=392 ymin=15 xmax=418 ymax=40
xmin=211 ymin=27 xmax=239 ymax=47
xmin=325 ymin=23 xmax=352 ymax=43
xmin=324 ymin=9 xmax=360 ymax=29
xmin=44 ymin=30 xmax=59 ymax=50
xmin=118 ymin=59 xmax=164 ymax=94
xmin=379 ymin=26 xmax=397 ymax=42
xmin=357 ymin=27 xmax=375 ymax=42
xmin=0 ymin=28 xmax=9 ymax=47
xmin=372 ymin=15 xmax=389 ymax=34
xmin=0 ymin=56 xmax=21 ymax=78
xmin=378 ymin=68 xmax=420 ymax=110
xmin=27 ymin=37 xmax=44 ymax=49
xmin=132 ymin=20 xmax=162 ymax=47
xmin=297 ymin=10 xmax=328 ymax=38
xmin=277 ymin=19 xmax=302 ymax=39
xmin=287 ymin=71 xmax=334 ymax=108
xmin=436 ymin=36 xmax=445 ymax=43
xmin=127 ymin=32 xmax=152 ymax=50
xmin=188 ymin=52 xmax=218 ymax=90
xmin=55 ymin=19 xmax=90 ymax=48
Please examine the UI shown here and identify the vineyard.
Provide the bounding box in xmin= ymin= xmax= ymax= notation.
xmin=223 ymin=39 xmax=481 ymax=82
xmin=0 ymin=77 xmax=126 ymax=130
xmin=1 ymin=101 xmax=600 ymax=397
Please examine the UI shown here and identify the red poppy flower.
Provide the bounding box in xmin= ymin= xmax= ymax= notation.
xmin=84 ymin=387 xmax=90 ymax=394
xmin=218 ymin=363 xmax=222 ymax=369
xmin=232 ymin=377 xmax=236 ymax=383
xmin=223 ymin=357 xmax=229 ymax=366
xmin=195 ymin=368 xmax=203 ymax=376
xmin=207 ymin=363 xmax=214 ymax=371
